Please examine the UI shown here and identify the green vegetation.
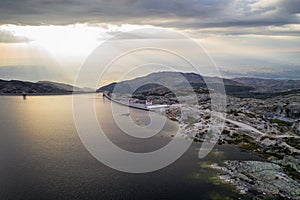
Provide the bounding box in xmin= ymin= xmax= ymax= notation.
xmin=283 ymin=164 xmax=300 ymax=181
xmin=227 ymin=110 xmax=256 ymax=118
xmin=240 ymin=143 xmax=260 ymax=151
xmin=231 ymin=133 xmax=253 ymax=144
xmin=218 ymin=139 xmax=226 ymax=145
xmin=228 ymin=88 xmax=300 ymax=99
xmin=260 ymin=136 xmax=276 ymax=141
xmin=270 ymin=119 xmax=292 ymax=126
xmin=169 ymin=117 xmax=178 ymax=121
xmin=285 ymin=138 xmax=300 ymax=150
xmin=222 ymin=129 xmax=230 ymax=135
xmin=227 ymin=110 xmax=242 ymax=116
xmin=204 ymin=115 xmax=211 ymax=120
xmin=262 ymin=145 xmax=292 ymax=159
xmin=245 ymin=112 xmax=256 ymax=118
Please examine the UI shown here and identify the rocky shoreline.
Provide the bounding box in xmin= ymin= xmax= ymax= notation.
xmin=211 ymin=160 xmax=300 ymax=199
xmin=105 ymin=88 xmax=300 ymax=199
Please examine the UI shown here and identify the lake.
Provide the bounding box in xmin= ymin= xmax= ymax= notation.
xmin=0 ymin=94 xmax=262 ymax=199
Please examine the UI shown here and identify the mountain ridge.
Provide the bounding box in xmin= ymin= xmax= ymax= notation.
xmin=0 ymin=79 xmax=93 ymax=94
xmin=98 ymin=72 xmax=300 ymax=99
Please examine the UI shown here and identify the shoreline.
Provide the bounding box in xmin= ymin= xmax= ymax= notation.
xmin=103 ymin=91 xmax=151 ymax=111
xmin=0 ymin=91 xmax=97 ymax=96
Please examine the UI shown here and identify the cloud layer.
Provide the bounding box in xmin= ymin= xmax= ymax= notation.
xmin=0 ymin=0 xmax=299 ymax=30
xmin=0 ymin=29 xmax=30 ymax=43
xmin=0 ymin=0 xmax=299 ymax=81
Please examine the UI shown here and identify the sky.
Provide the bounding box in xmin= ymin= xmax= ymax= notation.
xmin=0 ymin=0 xmax=299 ymax=84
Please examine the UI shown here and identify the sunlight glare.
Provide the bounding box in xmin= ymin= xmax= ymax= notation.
xmin=1 ymin=24 xmax=108 ymax=58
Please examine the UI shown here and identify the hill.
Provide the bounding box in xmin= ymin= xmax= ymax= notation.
xmin=98 ymin=72 xmax=300 ymax=99
xmin=0 ymin=79 xmax=92 ymax=94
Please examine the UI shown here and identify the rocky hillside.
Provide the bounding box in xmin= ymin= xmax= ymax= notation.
xmin=98 ymin=72 xmax=253 ymax=95
xmin=0 ymin=79 xmax=90 ymax=94
xmin=98 ymin=72 xmax=300 ymax=99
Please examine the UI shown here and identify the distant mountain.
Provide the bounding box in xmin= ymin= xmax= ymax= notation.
xmin=98 ymin=71 xmax=254 ymax=95
xmin=221 ymin=69 xmax=300 ymax=80
xmin=232 ymin=77 xmax=300 ymax=92
xmin=0 ymin=79 xmax=92 ymax=94
xmin=98 ymin=71 xmax=300 ymax=99
xmin=97 ymin=82 xmax=117 ymax=93
xmin=38 ymin=81 xmax=93 ymax=92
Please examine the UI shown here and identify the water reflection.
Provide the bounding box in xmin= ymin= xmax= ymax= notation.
xmin=0 ymin=94 xmax=261 ymax=199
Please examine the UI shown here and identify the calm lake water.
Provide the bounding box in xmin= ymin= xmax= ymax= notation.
xmin=0 ymin=94 xmax=262 ymax=199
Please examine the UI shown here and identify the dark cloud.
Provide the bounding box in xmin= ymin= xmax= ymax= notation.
xmin=0 ymin=29 xmax=30 ymax=43
xmin=0 ymin=0 xmax=299 ymax=31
